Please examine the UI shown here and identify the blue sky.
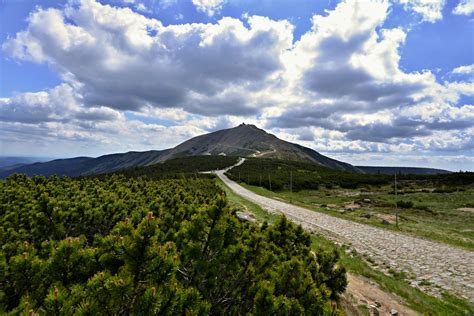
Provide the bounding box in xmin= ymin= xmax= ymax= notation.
xmin=0 ymin=0 xmax=473 ymax=170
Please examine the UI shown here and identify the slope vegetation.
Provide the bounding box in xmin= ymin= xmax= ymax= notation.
xmin=0 ymin=174 xmax=346 ymax=314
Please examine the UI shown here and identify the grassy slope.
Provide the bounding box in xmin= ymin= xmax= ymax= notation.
xmin=237 ymin=183 xmax=474 ymax=250
xmin=216 ymin=178 xmax=474 ymax=315
xmin=117 ymin=155 xmax=239 ymax=179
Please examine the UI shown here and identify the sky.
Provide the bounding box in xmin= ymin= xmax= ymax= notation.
xmin=0 ymin=0 xmax=473 ymax=171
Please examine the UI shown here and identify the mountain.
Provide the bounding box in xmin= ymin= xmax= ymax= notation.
xmin=160 ymin=124 xmax=358 ymax=171
xmin=0 ymin=156 xmax=52 ymax=171
xmin=357 ymin=166 xmax=452 ymax=175
xmin=0 ymin=124 xmax=358 ymax=178
xmin=0 ymin=151 xmax=168 ymax=178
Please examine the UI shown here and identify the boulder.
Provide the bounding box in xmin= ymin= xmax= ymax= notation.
xmin=369 ymin=304 xmax=379 ymax=316
xmin=235 ymin=211 xmax=256 ymax=222
xmin=344 ymin=203 xmax=360 ymax=212
xmin=381 ymin=219 xmax=390 ymax=225
xmin=360 ymin=213 xmax=371 ymax=219
xmin=390 ymin=309 xmax=399 ymax=316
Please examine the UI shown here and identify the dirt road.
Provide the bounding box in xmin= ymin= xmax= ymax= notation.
xmin=215 ymin=160 xmax=474 ymax=302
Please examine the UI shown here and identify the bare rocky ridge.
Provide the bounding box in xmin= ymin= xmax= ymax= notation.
xmin=216 ymin=160 xmax=474 ymax=302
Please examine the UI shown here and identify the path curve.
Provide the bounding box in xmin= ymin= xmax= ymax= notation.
xmin=215 ymin=159 xmax=474 ymax=302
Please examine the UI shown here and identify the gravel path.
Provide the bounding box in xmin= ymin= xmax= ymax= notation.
xmin=216 ymin=160 xmax=474 ymax=302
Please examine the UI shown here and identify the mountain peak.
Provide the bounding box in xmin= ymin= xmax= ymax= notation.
xmin=1 ymin=125 xmax=359 ymax=178
xmin=235 ymin=123 xmax=258 ymax=130
xmin=160 ymin=124 xmax=357 ymax=172
xmin=232 ymin=123 xmax=268 ymax=135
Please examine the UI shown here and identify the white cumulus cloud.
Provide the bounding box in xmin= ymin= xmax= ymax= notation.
xmin=452 ymin=64 xmax=474 ymax=75
xmin=3 ymin=0 xmax=293 ymax=116
xmin=265 ymin=0 xmax=473 ymax=151
xmin=192 ymin=0 xmax=226 ymax=16
xmin=453 ymin=0 xmax=474 ymax=15
xmin=396 ymin=0 xmax=445 ymax=22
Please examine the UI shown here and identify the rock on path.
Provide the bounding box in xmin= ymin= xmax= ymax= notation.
xmin=215 ymin=161 xmax=474 ymax=302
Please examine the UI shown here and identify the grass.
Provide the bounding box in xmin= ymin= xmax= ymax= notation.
xmin=215 ymin=177 xmax=474 ymax=315
xmin=356 ymin=305 xmax=370 ymax=316
xmin=236 ymin=182 xmax=474 ymax=250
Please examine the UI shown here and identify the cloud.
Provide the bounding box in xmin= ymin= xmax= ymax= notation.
xmin=0 ymin=84 xmax=121 ymax=124
xmin=160 ymin=0 xmax=177 ymax=9
xmin=446 ymin=81 xmax=474 ymax=96
xmin=453 ymin=0 xmax=474 ymax=15
xmin=329 ymin=151 xmax=473 ymax=171
xmin=192 ymin=0 xmax=226 ymax=16
xmin=263 ymin=0 xmax=473 ymax=153
xmin=396 ymin=0 xmax=445 ymax=22
xmin=0 ymin=117 xmax=205 ymax=158
xmin=269 ymin=103 xmax=473 ymax=149
xmin=1 ymin=0 xmax=472 ymax=169
xmin=452 ymin=64 xmax=474 ymax=75
xmin=0 ymin=85 xmax=207 ymax=157
xmin=135 ymin=3 xmax=151 ymax=13
xmin=283 ymin=1 xmax=434 ymax=112
xmin=3 ymin=1 xmax=292 ymax=117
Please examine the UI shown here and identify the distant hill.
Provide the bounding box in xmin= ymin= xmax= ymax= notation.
xmin=0 ymin=151 xmax=168 ymax=178
xmin=357 ymin=166 xmax=452 ymax=175
xmin=1 ymin=124 xmax=358 ymax=178
xmin=0 ymin=156 xmax=52 ymax=171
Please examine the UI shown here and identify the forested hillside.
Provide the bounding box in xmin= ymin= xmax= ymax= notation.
xmin=357 ymin=166 xmax=451 ymax=175
xmin=226 ymin=158 xmax=390 ymax=191
xmin=0 ymin=174 xmax=346 ymax=314
xmin=225 ymin=158 xmax=474 ymax=191
xmin=117 ymin=155 xmax=239 ymax=179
